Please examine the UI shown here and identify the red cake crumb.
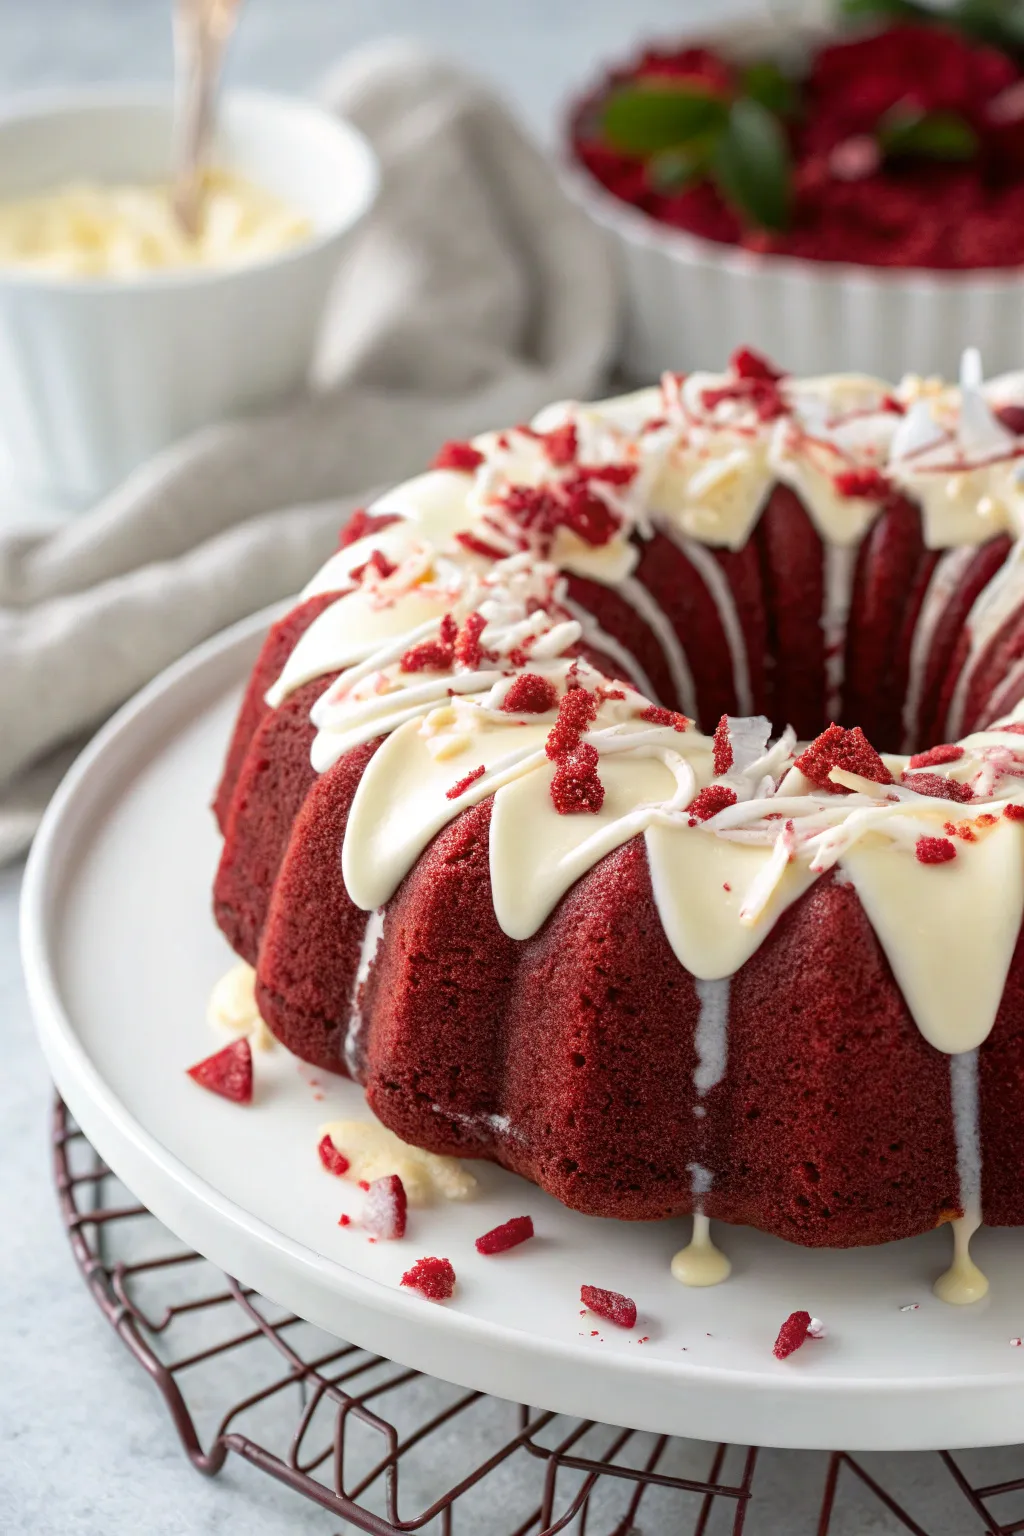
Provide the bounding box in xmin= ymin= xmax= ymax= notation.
xmin=502 ymin=673 xmax=558 ymax=714
xmin=338 ymin=509 xmax=400 ymax=548
xmin=545 ymin=687 xmax=599 ymax=759
xmin=689 ymin=784 xmax=738 ymax=821
xmin=901 ymin=771 xmax=974 ymax=803
xmin=401 ymin=613 xmax=458 ymax=673
xmin=454 ymin=612 xmax=492 ymax=670
xmin=551 ymin=744 xmax=605 ymax=814
xmin=640 ymin=704 xmax=689 ymax=731
xmin=447 ymin=765 xmax=486 ymax=800
xmin=702 ymin=375 xmax=786 ymax=423
xmin=732 ymin=346 xmax=784 ymax=382
xmin=401 ymin=1257 xmax=456 ymax=1300
xmin=475 ymin=1215 xmax=535 ymax=1254
xmin=432 ymin=440 xmax=484 ymax=472
xmin=795 ymin=724 xmax=893 ymax=794
xmin=363 ymin=1174 xmax=408 ymax=1240
xmin=998 ymin=723 xmax=1024 ymax=736
xmin=908 ymin=744 xmax=965 ymax=769
xmin=541 ymin=421 xmax=578 ymax=466
xmin=351 ymin=548 xmax=398 ymax=584
xmin=1005 ymin=804 xmax=1024 ymax=821
xmin=833 ymin=468 xmax=890 ymax=501
xmin=186 ymin=1039 xmax=252 ymax=1104
xmin=581 ymin=1284 xmax=637 ymax=1329
xmin=916 ymin=836 xmax=957 ymax=865
xmin=773 ymin=1311 xmax=812 ymax=1360
xmin=338 ymin=1213 xmax=351 ymax=1227
xmin=318 ymin=1134 xmax=350 ymax=1176
xmin=713 ymin=714 xmax=733 ymax=774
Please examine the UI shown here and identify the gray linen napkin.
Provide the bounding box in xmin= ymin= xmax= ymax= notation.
xmin=0 ymin=38 xmax=617 ymax=864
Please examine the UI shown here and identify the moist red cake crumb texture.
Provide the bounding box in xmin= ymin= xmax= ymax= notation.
xmin=317 ymin=1134 xmax=350 ymax=1176
xmin=581 ymin=1285 xmax=638 ymax=1329
xmin=187 ymin=1038 xmax=253 ymax=1104
xmin=475 ymin=1216 xmax=535 ymax=1255
xmin=363 ymin=1174 xmax=408 ymax=1240
xmin=211 ymin=357 xmax=1024 ymax=1262
xmin=773 ymin=1311 xmax=812 ymax=1360
xmin=401 ymin=1257 xmax=456 ymax=1300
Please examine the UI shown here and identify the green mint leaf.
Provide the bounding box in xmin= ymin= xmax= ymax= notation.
xmin=839 ymin=0 xmax=935 ymax=20
xmin=712 ymin=98 xmax=792 ymax=231
xmin=601 ymin=86 xmax=729 ymax=156
xmin=952 ymin=0 xmax=1024 ymax=51
xmin=879 ymin=108 xmax=979 ymax=161
xmin=647 ymin=139 xmax=717 ymax=192
xmin=742 ymin=61 xmax=800 ymax=119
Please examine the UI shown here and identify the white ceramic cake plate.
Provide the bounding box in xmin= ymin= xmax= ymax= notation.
xmin=22 ymin=609 xmax=1024 ymax=1453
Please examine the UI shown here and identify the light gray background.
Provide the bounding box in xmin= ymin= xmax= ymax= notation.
xmin=1 ymin=3 xmax=1018 ymax=1533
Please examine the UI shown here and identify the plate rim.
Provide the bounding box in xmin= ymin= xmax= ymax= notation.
xmin=20 ymin=607 xmax=1024 ymax=1451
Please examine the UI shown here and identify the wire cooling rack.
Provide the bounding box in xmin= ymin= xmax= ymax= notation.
xmin=53 ymin=1093 xmax=1024 ymax=1536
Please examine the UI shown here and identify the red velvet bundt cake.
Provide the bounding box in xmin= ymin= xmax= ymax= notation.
xmin=212 ymin=346 xmax=1024 ymax=1303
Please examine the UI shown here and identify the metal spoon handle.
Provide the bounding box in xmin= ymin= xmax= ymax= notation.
xmin=172 ymin=0 xmax=243 ymax=236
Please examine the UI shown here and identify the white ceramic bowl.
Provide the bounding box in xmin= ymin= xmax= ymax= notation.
xmin=565 ymin=19 xmax=1024 ymax=383
xmin=0 ymin=88 xmax=378 ymax=505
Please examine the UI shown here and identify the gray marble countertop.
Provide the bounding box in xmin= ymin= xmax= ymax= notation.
xmin=2 ymin=3 xmax=1020 ymax=1531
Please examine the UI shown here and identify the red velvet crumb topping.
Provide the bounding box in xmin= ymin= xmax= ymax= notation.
xmin=338 ymin=1213 xmax=351 ymax=1227
xmin=351 ymin=548 xmax=397 ymax=583
xmin=998 ymin=723 xmax=1024 ymax=735
xmin=833 ymin=468 xmax=890 ymax=500
xmin=1005 ymin=804 xmax=1024 ymax=821
xmin=702 ymin=376 xmax=786 ymax=423
xmin=581 ymin=1284 xmax=637 ymax=1329
xmin=916 ymin=836 xmax=957 ymax=865
xmin=453 ymin=611 xmax=491 ymax=669
xmin=689 ymin=784 xmax=738 ymax=821
xmin=713 ymin=714 xmax=733 ymax=775
xmin=502 ymin=673 xmax=558 ymax=714
xmin=551 ymin=743 xmax=605 ymax=814
xmin=401 ymin=1256 xmax=456 ymax=1300
xmin=732 ymin=346 xmax=784 ymax=382
xmin=475 ymin=1215 xmax=535 ymax=1255
xmin=339 ymin=509 xmax=401 ymax=549
xmin=794 ymin=724 xmax=893 ymax=794
xmin=641 ymin=705 xmax=690 ymax=732
xmin=432 ymin=440 xmax=484 ymax=472
xmin=363 ymin=1174 xmax=408 ymax=1240
xmin=186 ymin=1038 xmax=252 ymax=1104
xmin=773 ymin=1311 xmax=812 ymax=1360
xmin=447 ymin=765 xmax=486 ymax=800
xmin=901 ymin=771 xmax=974 ymax=803
xmin=454 ymin=531 xmax=509 ymax=561
xmin=908 ymin=744 xmax=965 ymax=769
xmin=541 ymin=421 xmax=578 ymax=466
xmin=318 ymin=1134 xmax=350 ymax=1176
xmin=401 ymin=613 xmax=458 ymax=673
xmin=546 ymin=687 xmax=599 ymax=759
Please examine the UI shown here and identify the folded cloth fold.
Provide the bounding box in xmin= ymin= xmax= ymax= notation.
xmin=0 ymin=39 xmax=617 ymax=862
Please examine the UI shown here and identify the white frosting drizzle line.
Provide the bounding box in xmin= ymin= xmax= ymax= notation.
xmin=343 ymin=908 xmax=385 ymax=1077
xmin=672 ymin=980 xmax=733 ymax=1289
xmin=934 ymin=1050 xmax=989 ymax=1305
xmin=901 ymin=546 xmax=978 ymax=751
xmin=693 ymin=977 xmax=730 ymax=1099
xmin=659 ymin=522 xmax=754 ymax=716
xmin=822 ymin=541 xmax=858 ymax=723
xmin=562 ymin=595 xmax=658 ymax=700
xmin=616 ymin=574 xmax=699 ymax=720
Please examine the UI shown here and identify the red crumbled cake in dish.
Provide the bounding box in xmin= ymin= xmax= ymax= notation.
xmin=186 ymin=1039 xmax=252 ymax=1104
xmin=581 ymin=1285 xmax=637 ymax=1329
xmin=401 ymin=1257 xmax=456 ymax=1300
xmin=210 ymin=351 xmax=1024 ymax=1311
xmin=475 ymin=1216 xmax=535 ymax=1255
xmin=570 ymin=24 xmax=1024 ymax=270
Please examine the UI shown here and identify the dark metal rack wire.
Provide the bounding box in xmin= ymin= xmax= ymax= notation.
xmin=52 ymin=1094 xmax=1024 ymax=1535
